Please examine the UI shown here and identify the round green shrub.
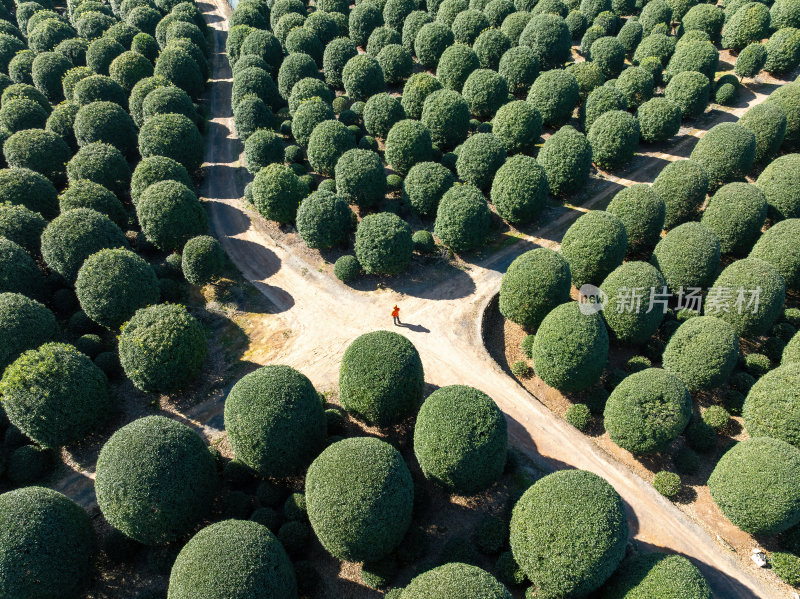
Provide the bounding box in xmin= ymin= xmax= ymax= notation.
xmin=402 ymin=9 xmax=433 ymax=50
xmin=362 ymin=93 xmax=404 ymax=140
xmin=567 ymin=60 xmax=607 ymax=102
xmin=29 ymin=19 xmax=76 ymax=54
xmin=414 ymin=22 xmax=454 ymax=69
xmin=385 ymin=118 xmax=432 ymax=175
xmin=335 ymin=148 xmax=387 ymax=208
xmin=709 ymin=436 xmax=800 ymax=534
xmin=652 ymin=159 xmax=709 ymax=229
xmin=131 ymin=156 xmax=192 ymax=206
xmin=403 ymin=161 xmax=454 ymax=216
xmin=499 ymin=248 xmax=572 ymax=330
xmin=700 ymin=182 xmax=767 ymax=255
xmin=118 ymin=303 xmax=206 ymax=393
xmin=0 ymin=236 xmax=46 ymax=299
xmin=561 ymin=210 xmax=627 ymax=288
xmin=474 ymin=28 xmax=511 ymax=71
xmin=704 ymin=257 xmax=786 ymax=337
xmin=0 ymin=98 xmax=47 ymax=133
xmin=532 ymin=301 xmax=610 ymax=391
xmin=341 ymin=54 xmax=384 ymax=102
xmin=588 ymin=109 xmax=640 ymax=170
xmin=414 ymin=384 xmax=507 ymax=494
xmin=769 ymin=551 xmax=800 ymax=588
xmin=715 ymin=81 xmax=738 ymax=106
xmin=0 ymin=486 xmax=95 ymax=599
xmin=653 ymin=470 xmax=682 ymax=497
xmin=433 ymin=183 xmax=491 ymax=251
xmin=421 ymin=89 xmax=470 ymax=150
xmin=377 ymin=43 xmax=412 ymax=85
xmin=606 ymin=184 xmax=665 ymax=254
xmin=1 ymin=341 xmax=111 ymax=448
xmin=772 ymin=0 xmax=800 ymax=29
xmin=411 ymin=229 xmax=434 ymax=254
xmin=31 ymin=51 xmax=71 ymax=104
xmin=510 ymin=469 xmax=627 ymax=597
xmin=296 ymin=190 xmax=354 ymax=249
xmin=87 ymin=36 xmax=125 ymax=76
xmin=109 ymin=50 xmax=154 ymax=93
xmin=490 ymin=154 xmax=548 ymax=224
xmin=400 ymin=73 xmax=442 ymax=119
xmin=250 ymin=163 xmax=308 ymax=224
xmin=0 ymin=34 xmax=26 ymax=74
xmin=583 ymin=85 xmax=627 ymax=131
xmin=491 ymin=100 xmax=541 ymax=156
xmin=683 ymin=3 xmax=724 ymax=41
xmin=322 ymin=39 xmax=356 ymax=90
xmin=74 ymin=101 xmax=137 ymax=158
xmin=305 ymin=436 xmax=413 ymax=561
xmin=137 ymin=180 xmax=207 ymax=251
xmin=665 ymin=40 xmax=719 ymax=83
xmin=349 ymin=3 xmax=382 ymax=47
xmin=616 ymin=66 xmax=654 ymax=109
xmin=590 ymin=35 xmax=626 ymax=77
xmin=0 ymin=203 xmax=45 ymax=255
xmin=702 ymin=405 xmax=730 ymax=431
xmin=167 ymin=520 xmax=296 ymax=599
xmin=181 ymin=235 xmax=225 ymax=286
xmin=756 ymin=153 xmax=800 ymax=220
xmin=564 ymin=403 xmax=591 ymax=430
xmin=527 ymin=68 xmax=579 ymax=126
xmin=455 ymin=132 xmax=506 ymax=190
xmin=738 ymin=102 xmax=787 ymax=165
xmin=0 ymin=292 xmax=56 ymax=372
xmin=403 ymin=563 xmax=511 ymax=598
xmin=138 ymin=113 xmax=204 ymax=173
xmin=154 ymin=44 xmax=205 ymax=100
xmin=73 ymin=74 xmax=128 ymax=108
xmin=600 ymin=261 xmax=667 ymax=343
xmin=4 ymin=129 xmax=71 ymax=186
xmin=142 ymin=85 xmax=197 ymax=124
xmin=334 ymin=254 xmax=360 ymax=281
xmin=751 ymin=218 xmax=800 ymax=290
xmin=664 ymin=70 xmax=710 ymax=118
xmin=735 ymin=41 xmax=767 ymax=79
xmin=498 ymin=46 xmax=539 ymax=95
xmin=519 ymin=13 xmax=572 ymax=68
xmin=232 ymin=66 xmax=280 ymax=111
xmin=307 ymin=119 xmax=356 ymax=176
xmin=96 ymin=415 xmax=217 ymax=545
xmin=742 ymin=364 xmax=800 ymax=448
xmin=690 ymin=123 xmax=756 ymax=189
xmin=722 ymin=1 xmax=771 ymax=50
xmin=632 ymin=33 xmax=676 ymax=67
xmin=244 ymin=129 xmax=283 ymax=174
xmin=651 ymin=221 xmax=720 ymax=291
xmin=451 ymin=9 xmax=490 ymax=45
xmin=291 ymin=97 xmax=334 ymax=148
xmin=224 ymin=365 xmax=326 ymax=478
xmin=7 ymin=51 xmax=34 ymax=88
xmin=353 ymin=212 xmax=413 ymax=275
xmin=461 ymin=68 xmax=508 ymax=119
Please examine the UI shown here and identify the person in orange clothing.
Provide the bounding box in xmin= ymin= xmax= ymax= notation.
xmin=391 ymin=305 xmax=400 ymax=325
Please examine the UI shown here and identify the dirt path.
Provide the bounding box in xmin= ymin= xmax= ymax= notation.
xmin=194 ymin=0 xmax=787 ymax=595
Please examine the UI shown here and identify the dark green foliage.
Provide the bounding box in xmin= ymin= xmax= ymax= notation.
xmin=296 ymin=190 xmax=354 ymax=249
xmin=138 ymin=113 xmax=204 ymax=173
xmin=527 ymin=68 xmax=579 ymax=126
xmin=244 ymin=129 xmax=283 ymax=174
xmin=335 ymin=148 xmax=387 ymax=208
xmin=403 ymin=161 xmax=454 ymax=216
xmin=683 ymin=3 xmax=724 ymax=41
xmin=705 ymin=258 xmax=786 ymax=337
xmin=87 ymin=37 xmax=125 ymax=76
xmin=743 ymin=364 xmax=800 ymax=448
xmin=305 ymin=437 xmax=413 ymax=561
xmin=73 ymin=74 xmax=128 ymax=108
xmin=142 ymin=86 xmax=197 ymax=126
xmin=0 ymin=236 xmax=46 ymax=299
xmin=664 ymin=70 xmax=710 ymax=119
xmin=118 ymin=303 xmax=206 ymax=393
xmin=367 ymin=26 xmax=401 ymax=56
xmin=137 ymin=180 xmax=207 ymax=252
xmin=0 ymin=98 xmax=48 ymax=134
xmin=433 ymin=183 xmax=490 ymax=251
xmin=474 ymin=28 xmax=511 ymax=71
xmin=564 ymin=403 xmax=591 ymax=430
xmin=7 ymin=51 xmax=33 ymax=86
xmin=349 ymin=3 xmax=383 ymax=47
xmin=75 ymin=333 xmax=104 ymax=359
xmin=363 ymin=92 xmax=405 ymax=139
xmin=738 ymin=102 xmax=787 ymax=165
xmin=225 ymin=365 xmax=325 ymax=478
xmin=651 ymin=221 xmax=720 ymax=292
xmin=0 ymin=292 xmax=56 ymax=372
xmin=1 ymin=342 xmax=111 ymax=448
xmin=640 ymin=0 xmax=671 ymax=34
xmin=4 ymin=129 xmax=71 ymax=186
xmin=334 ymin=254 xmax=360 ymax=281
xmin=510 ymin=470 xmax=627 ymax=597
xmin=0 ymin=203 xmax=45 ymax=254
xmin=603 ymin=552 xmax=712 ymax=598
xmin=155 ymin=44 xmax=205 ymax=100
xmin=490 ymin=154 xmax=548 ymax=224
xmin=653 ymin=159 xmax=709 ymax=229
xmin=604 ymin=367 xmax=691 ymax=453
xmin=606 ymin=184 xmax=665 ymax=254
xmin=600 ymin=261 xmax=667 ymax=343
xmin=709 ymin=437 xmax=800 ymax=534
xmin=286 ymin=29 xmax=324 ymax=67
xmin=131 ymin=156 xmax=192 ymax=206
xmin=723 ymin=2 xmax=771 ymax=50
xmin=46 ymin=101 xmax=80 ymax=152
xmin=769 ymin=551 xmax=800 ymax=587
xmin=772 ymin=0 xmax=800 ymax=29
xmin=745 ymin=351 xmax=771 ymax=376
xmin=452 ymin=9 xmax=490 ymax=45
xmin=665 ymin=40 xmax=719 ymax=83
xmin=385 ymin=118 xmax=432 ymax=175
xmin=402 ymin=10 xmax=433 ymax=50
xmin=532 ymin=301 xmax=610 ymax=391
xmin=291 ymin=97 xmax=334 ymax=148
xmin=757 ymin=153 xmax=800 ymax=219
xmin=181 ymin=236 xmax=225 ymax=286
xmin=633 ymin=33 xmax=676 ymax=66
xmin=581 ymin=25 xmax=605 ymax=57
xmin=233 ymin=67 xmax=280 ymax=110
xmin=414 ymin=22 xmax=454 ymax=69
xmin=583 ymin=85 xmax=627 ymax=131
xmin=734 ymin=42 xmax=767 ymax=79
xmin=0 ymin=487 xmax=95 ymax=599
xmin=636 ymin=97 xmax=681 ymax=143
xmin=7 ymin=444 xmax=51 ymax=485
xmin=653 ymin=471 xmax=682 ymax=497
xmin=702 ymin=405 xmax=730 ymax=431
xmin=414 ymin=384 xmax=507 ymax=493
xmin=109 ymin=51 xmax=154 ymax=94
xmin=751 ymin=219 xmax=800 ymax=291
xmin=412 ymin=229 xmax=436 ymax=253
xmin=700 ymin=183 xmax=766 ymax=255
xmin=588 ymin=109 xmax=639 ymax=170
xmin=305 ymin=11 xmax=340 ymax=46
xmin=74 ymin=101 xmax=137 ymax=158
xmin=715 ymin=82 xmax=738 ymax=106
xmin=590 ymin=36 xmax=626 ymax=77
xmin=437 ymin=0 xmax=469 ymax=27
xmin=306 ymin=119 xmax=355 ymax=176
xmin=436 ymin=45 xmax=479 ymax=96
xmin=288 ymin=78 xmax=334 ymax=115
xmin=462 ymin=68 xmax=508 ymax=119
xmin=561 ymin=210 xmax=627 ymax=288
xmin=498 ymin=46 xmax=539 ymax=96
xmin=690 ymin=123 xmax=756 ymax=189
xmin=0 ymin=34 xmax=25 ymax=74
xmin=501 ymin=11 xmax=533 ymax=44
xmin=251 ymin=163 xmax=309 ymax=224
xmin=616 ymin=66 xmax=654 ymax=109
xmin=491 ymin=101 xmax=541 ymax=156
xmin=275 ymin=53 xmax=316 ymax=103
xmin=401 ymin=73 xmax=442 ymax=119
xmin=404 ymin=563 xmax=511 ymax=598
xmin=519 ymin=13 xmax=571 ymax=69
xmin=31 ymin=52 xmax=71 ymax=104
xmin=29 ymin=19 xmax=76 ymax=54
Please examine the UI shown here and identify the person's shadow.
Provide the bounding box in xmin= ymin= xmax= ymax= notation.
xmin=396 ymin=322 xmax=430 ymax=333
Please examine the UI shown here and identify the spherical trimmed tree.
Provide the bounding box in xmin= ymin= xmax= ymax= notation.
xmin=363 ymin=92 xmax=405 ymax=139
xmin=243 ymin=129 xmax=283 ymax=175
xmin=338 ymin=329 xmax=423 ymax=424
xmin=414 ymin=384 xmax=507 ymax=494
xmin=637 ymin=97 xmax=682 ymax=142
xmin=683 ymin=3 xmax=724 ymax=40
xmin=743 ymin=364 xmax=800 ymax=448
xmin=491 ymin=100 xmax=541 ymax=155
xmin=652 ymin=159 xmax=709 ymax=230
xmin=700 ymin=183 xmax=767 ymax=255
xmin=0 ymin=98 xmax=48 ymax=133
xmin=588 ymin=110 xmax=640 ymax=170
xmin=385 ymin=118 xmax=432 ymax=175
xmin=182 ymin=235 xmax=226 ymax=286
xmin=750 ymin=218 xmax=800 ymax=290
xmin=225 ymin=365 xmax=326 ymax=477
xmin=118 ymin=303 xmax=208 ymax=393
xmin=474 ymin=28 xmax=512 ymax=71
xmin=305 ymin=437 xmax=413 ymax=561
xmin=138 ymin=113 xmax=204 ymax=173
xmin=0 ymin=487 xmax=95 ymax=599
xmin=154 ymin=45 xmax=205 ymax=99
xmin=41 ymin=208 xmax=128 ymax=282
xmin=167 ymin=520 xmax=297 ymax=599
xmin=250 ymin=163 xmax=309 ymax=224
xmin=4 ymin=129 xmax=71 ymax=185
xmin=349 ymin=3 xmax=383 ymax=48
xmin=436 ymin=43 xmax=480 ymax=92
xmin=74 ymin=101 xmax=138 ymax=157
xmin=341 ymin=54 xmax=384 ymax=102
xmin=461 ymin=68 xmax=509 ymax=119
xmin=602 ymin=553 xmax=712 ymax=599
xmin=499 ymin=248 xmax=571 ymax=330
xmin=651 ymin=221 xmax=721 ymax=291
xmin=354 ymin=212 xmax=413 ymax=275
xmin=403 ymin=563 xmax=511 ymax=598
xmin=735 ymin=42 xmax=768 ymax=79
xmin=567 ymin=61 xmax=606 ymax=102
xmin=690 ymin=122 xmax=756 ymax=189
xmin=296 ymin=190 xmax=355 ymax=249
xmin=738 ymin=102 xmax=787 ymax=166
xmin=414 ymin=22 xmax=454 ymax=69
xmin=722 ymin=1 xmax=771 ymax=51
xmin=664 ymin=70 xmax=710 ymax=119
xmin=708 ymin=436 xmax=800 ymax=534
xmin=59 ymin=179 xmax=127 ymax=228
xmin=756 ymin=153 xmax=800 ymax=220
xmin=0 ymin=202 xmax=45 ymax=255
xmin=73 ymin=74 xmax=128 ymax=108
xmin=335 ymin=148 xmax=387 ymax=208
xmin=434 ymin=183 xmax=491 ymax=251
xmin=0 ymin=292 xmax=57 ymax=372
xmin=704 ymin=257 xmax=786 ymax=337
xmin=664 ymin=40 xmax=719 ymax=83
xmin=1 ymin=342 xmax=111 ymax=448
xmin=291 ymin=97 xmax=335 ymax=148
xmin=307 ymin=119 xmax=357 ymax=176
xmin=421 ymin=88 xmax=470 ymax=150
xmin=95 ymin=415 xmax=218 ymax=545
xmin=519 ymin=13 xmax=571 ymax=68
xmin=31 ymin=51 xmax=72 ymax=104
xmin=561 ymin=210 xmax=627 ymax=288
xmin=323 ymin=38 xmax=357 ymax=89
xmin=583 ymin=85 xmax=627 ymax=131
xmin=233 ymin=94 xmax=273 ymax=141
xmin=538 ymin=125 xmax=592 ymax=197
xmin=527 ymin=68 xmax=580 ymax=127
xmin=490 ymin=154 xmax=548 ymax=224
xmin=606 ymin=184 xmax=665 ymax=254
xmin=455 ymin=132 xmax=506 ymax=190
xmin=510 ymin=470 xmax=627 ymax=597
xmin=600 ymin=261 xmax=667 ymax=344
xmin=532 ymin=301 xmax=610 ymax=392
xmin=0 ymin=236 xmax=46 ymax=300
xmin=137 ymin=180 xmax=207 ymax=252
xmin=616 ymin=66 xmax=655 ymax=109
xmin=131 ymin=156 xmax=193 ymax=206
xmin=498 ymin=45 xmax=539 ymax=95
xmin=590 ymin=36 xmax=626 ymax=77
xmin=401 ymin=73 xmax=443 ymax=119
xmin=142 ymin=85 xmax=198 ymax=124
xmin=403 ymin=161 xmax=454 ymax=216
